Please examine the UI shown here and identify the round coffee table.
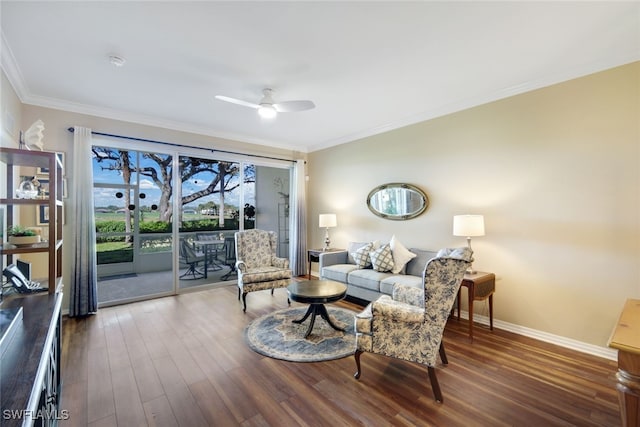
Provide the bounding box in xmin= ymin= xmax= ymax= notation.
xmin=287 ymin=279 xmax=348 ymax=338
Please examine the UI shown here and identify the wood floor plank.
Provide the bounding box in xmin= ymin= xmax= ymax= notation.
xmin=226 ymin=366 xmax=300 ymax=426
xmin=151 ymin=355 xmax=209 ymax=427
xmin=110 ymin=366 xmax=147 ymax=427
xmin=60 ymin=284 xmax=622 ymax=426
xmin=142 ymin=395 xmax=179 ymax=427
xmin=130 ymin=358 xmax=165 ymax=404
xmin=88 ymin=414 xmax=117 ymax=427
xmin=86 ymin=346 xmax=115 ymax=423
xmin=188 ymin=379 xmax=239 ymax=427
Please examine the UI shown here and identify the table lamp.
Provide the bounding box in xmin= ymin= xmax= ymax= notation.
xmin=453 ymin=214 xmax=485 ymax=274
xmin=319 ymin=214 xmax=337 ymax=251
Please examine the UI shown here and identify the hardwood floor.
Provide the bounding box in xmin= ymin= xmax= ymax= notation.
xmin=59 ymin=284 xmax=621 ymax=427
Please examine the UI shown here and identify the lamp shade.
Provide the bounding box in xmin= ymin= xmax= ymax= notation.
xmin=319 ymin=213 xmax=337 ymax=228
xmin=453 ymin=214 xmax=485 ymax=237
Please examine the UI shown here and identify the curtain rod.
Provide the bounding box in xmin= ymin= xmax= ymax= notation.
xmin=67 ymin=127 xmax=299 ymax=163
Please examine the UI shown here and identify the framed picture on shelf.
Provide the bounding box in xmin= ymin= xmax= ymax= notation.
xmin=36 ymin=178 xmax=49 ymax=197
xmin=37 ymin=151 xmax=65 ymax=176
xmin=37 ymin=205 xmax=49 ymax=225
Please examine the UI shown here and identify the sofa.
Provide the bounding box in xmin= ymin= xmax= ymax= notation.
xmin=319 ymin=237 xmax=441 ymax=302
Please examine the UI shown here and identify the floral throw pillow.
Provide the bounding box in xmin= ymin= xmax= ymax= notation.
xmin=370 ymin=243 xmax=394 ymax=272
xmin=352 ymin=243 xmax=374 ymax=268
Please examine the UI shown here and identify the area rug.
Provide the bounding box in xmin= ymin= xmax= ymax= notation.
xmin=245 ymin=306 xmax=357 ymax=362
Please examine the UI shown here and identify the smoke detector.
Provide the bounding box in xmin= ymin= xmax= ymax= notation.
xmin=109 ymin=55 xmax=126 ymax=67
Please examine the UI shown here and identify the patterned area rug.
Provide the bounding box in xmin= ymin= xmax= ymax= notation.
xmin=245 ymin=306 xmax=357 ymax=362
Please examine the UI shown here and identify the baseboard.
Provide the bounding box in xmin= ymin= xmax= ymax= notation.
xmin=456 ymin=310 xmax=617 ymax=361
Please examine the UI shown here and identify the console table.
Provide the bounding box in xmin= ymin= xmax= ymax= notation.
xmin=608 ymin=298 xmax=640 ymax=427
xmin=456 ymin=271 xmax=495 ymax=342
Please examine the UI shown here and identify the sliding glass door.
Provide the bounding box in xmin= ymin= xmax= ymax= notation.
xmin=93 ymin=146 xmax=174 ymax=304
xmin=177 ymin=156 xmax=250 ymax=288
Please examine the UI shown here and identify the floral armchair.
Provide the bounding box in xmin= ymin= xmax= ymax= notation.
xmin=235 ymin=229 xmax=292 ymax=312
xmin=353 ymin=247 xmax=472 ymax=403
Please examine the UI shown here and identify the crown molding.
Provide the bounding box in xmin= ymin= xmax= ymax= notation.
xmin=1 ymin=31 xmax=29 ymax=102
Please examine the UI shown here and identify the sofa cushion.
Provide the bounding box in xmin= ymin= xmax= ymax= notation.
xmin=322 ymin=264 xmax=360 ymax=283
xmin=370 ymin=243 xmax=394 ymax=272
xmin=389 ymin=235 xmax=417 ymax=274
xmin=379 ymin=274 xmax=423 ymax=295
xmin=348 ymin=269 xmax=393 ymax=292
xmin=405 ymin=248 xmax=438 ymax=277
xmin=352 ymin=243 xmax=374 ymax=268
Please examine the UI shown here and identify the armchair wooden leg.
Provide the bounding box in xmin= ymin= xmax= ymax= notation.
xmin=237 ymin=287 xmax=241 ymax=300
xmin=242 ymin=292 xmax=247 ymax=312
xmin=439 ymin=341 xmax=449 ymax=365
xmin=428 ymin=366 xmax=444 ymax=403
xmin=354 ymin=349 xmax=363 ymax=379
xmin=271 ymin=288 xmax=275 ymax=295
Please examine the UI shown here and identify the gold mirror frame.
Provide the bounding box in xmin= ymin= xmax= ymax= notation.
xmin=366 ymin=183 xmax=429 ymax=220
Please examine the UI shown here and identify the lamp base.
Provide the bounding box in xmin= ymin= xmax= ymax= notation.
xmin=323 ymin=228 xmax=331 ymax=251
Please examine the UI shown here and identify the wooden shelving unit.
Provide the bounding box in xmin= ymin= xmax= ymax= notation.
xmin=1 ymin=147 xmax=64 ymax=294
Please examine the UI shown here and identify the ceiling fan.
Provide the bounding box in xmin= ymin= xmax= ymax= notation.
xmin=215 ymin=88 xmax=315 ymax=119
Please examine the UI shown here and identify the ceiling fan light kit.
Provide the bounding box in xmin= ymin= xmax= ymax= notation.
xmin=258 ymin=104 xmax=277 ymax=119
xmin=216 ymin=88 xmax=315 ymax=119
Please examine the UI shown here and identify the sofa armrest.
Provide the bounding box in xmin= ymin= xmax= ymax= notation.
xmin=319 ymin=250 xmax=349 ymax=270
xmin=392 ymin=283 xmax=424 ymax=308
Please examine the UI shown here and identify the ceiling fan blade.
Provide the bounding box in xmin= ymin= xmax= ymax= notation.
xmin=273 ymin=100 xmax=315 ymax=113
xmin=215 ymin=95 xmax=260 ymax=109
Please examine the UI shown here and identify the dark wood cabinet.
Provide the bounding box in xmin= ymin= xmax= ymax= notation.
xmin=1 ymin=148 xmax=65 ymax=425
xmin=1 ymin=292 xmax=63 ymax=426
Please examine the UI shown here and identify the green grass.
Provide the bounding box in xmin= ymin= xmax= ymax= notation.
xmin=97 ymin=241 xmax=133 ymax=264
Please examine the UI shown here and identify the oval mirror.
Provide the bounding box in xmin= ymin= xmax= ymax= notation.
xmin=366 ymin=183 xmax=429 ymax=220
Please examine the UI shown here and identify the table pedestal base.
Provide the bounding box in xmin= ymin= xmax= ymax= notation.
xmin=293 ymin=303 xmax=345 ymax=338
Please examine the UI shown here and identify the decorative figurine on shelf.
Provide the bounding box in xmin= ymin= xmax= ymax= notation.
xmin=15 ymin=178 xmax=38 ymax=199
xmin=21 ymin=119 xmax=45 ymax=151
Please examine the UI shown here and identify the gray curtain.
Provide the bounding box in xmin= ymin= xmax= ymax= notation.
xmin=289 ymin=159 xmax=307 ymax=276
xmin=69 ymin=126 xmax=98 ymax=316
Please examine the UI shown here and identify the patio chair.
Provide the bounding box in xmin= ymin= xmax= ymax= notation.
xmin=353 ymin=247 xmax=472 ymax=403
xmin=220 ymin=236 xmax=237 ymax=280
xmin=235 ymin=229 xmax=292 ymax=312
xmin=179 ymin=238 xmax=205 ymax=280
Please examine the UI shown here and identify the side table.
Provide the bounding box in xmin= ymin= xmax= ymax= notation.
xmin=456 ymin=271 xmax=495 ymax=341
xmin=307 ymin=248 xmax=342 ymax=279
xmin=608 ymin=299 xmax=640 ymax=427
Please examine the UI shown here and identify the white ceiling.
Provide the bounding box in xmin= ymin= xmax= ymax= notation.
xmin=1 ymin=1 xmax=638 ymax=153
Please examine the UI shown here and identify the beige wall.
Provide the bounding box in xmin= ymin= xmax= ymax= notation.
xmin=307 ymin=62 xmax=640 ymax=348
